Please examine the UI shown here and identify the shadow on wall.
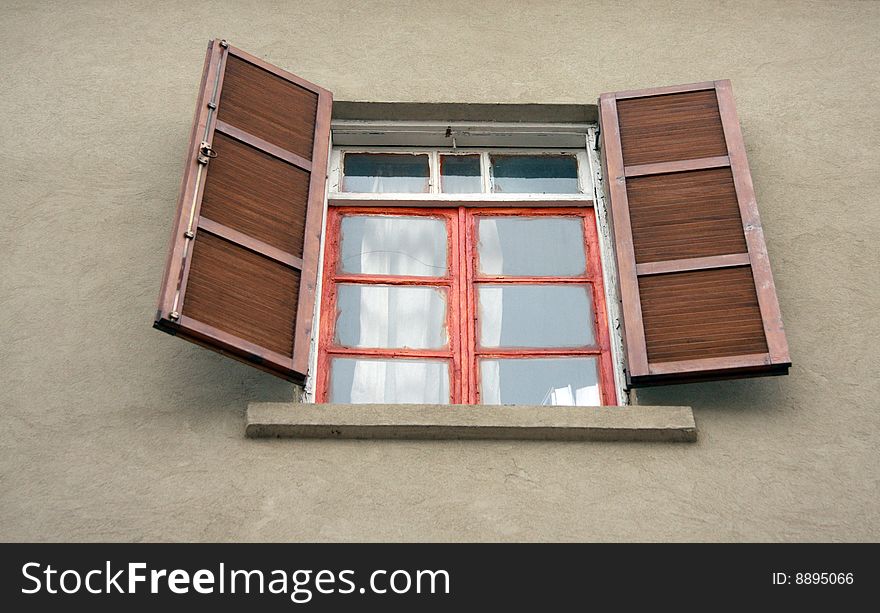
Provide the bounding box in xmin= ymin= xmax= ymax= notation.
xmin=633 ymin=374 xmax=789 ymax=414
xmin=142 ymin=139 xmax=299 ymax=414
xmin=145 ymin=333 xmax=300 ymax=417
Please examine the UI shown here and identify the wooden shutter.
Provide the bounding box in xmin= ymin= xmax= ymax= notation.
xmin=598 ymin=80 xmax=790 ymax=386
xmin=154 ymin=40 xmax=332 ymax=382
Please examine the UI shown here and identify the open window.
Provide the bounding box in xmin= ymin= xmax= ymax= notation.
xmin=318 ymin=206 xmax=617 ymax=406
xmin=154 ymin=39 xmax=790 ymax=404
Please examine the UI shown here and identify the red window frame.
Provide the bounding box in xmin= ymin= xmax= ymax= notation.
xmin=317 ymin=205 xmax=618 ymax=405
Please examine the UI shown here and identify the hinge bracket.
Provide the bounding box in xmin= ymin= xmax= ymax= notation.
xmin=197 ymin=141 xmax=217 ymax=165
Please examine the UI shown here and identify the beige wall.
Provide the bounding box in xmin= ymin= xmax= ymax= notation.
xmin=2 ymin=0 xmax=878 ymax=541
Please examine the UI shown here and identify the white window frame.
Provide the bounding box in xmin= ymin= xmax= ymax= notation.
xmin=304 ymin=120 xmax=629 ymax=405
xmin=328 ymin=147 xmax=593 ymax=201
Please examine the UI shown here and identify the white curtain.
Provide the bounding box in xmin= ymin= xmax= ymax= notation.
xmin=349 ymin=285 xmax=446 ymax=403
xmin=477 ymin=218 xmax=503 ymax=275
xmin=364 ymin=174 xmax=426 ymax=194
xmin=353 ymin=216 xmax=445 ymax=276
xmin=540 ymin=384 xmax=600 ymax=407
xmin=349 ymin=359 xmax=447 ymax=404
xmin=348 ymin=217 xmax=448 ymax=403
xmin=480 ymin=361 xmax=502 ymax=404
xmin=476 ymin=219 xmax=504 ymax=353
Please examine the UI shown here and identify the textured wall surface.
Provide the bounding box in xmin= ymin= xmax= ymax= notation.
xmin=1 ymin=0 xmax=878 ymax=541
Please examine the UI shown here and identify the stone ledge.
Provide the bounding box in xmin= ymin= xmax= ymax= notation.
xmin=246 ymin=404 xmax=696 ymax=442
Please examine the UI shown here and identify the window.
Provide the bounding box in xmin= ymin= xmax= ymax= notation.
xmin=330 ymin=148 xmax=592 ymax=199
xmin=336 ymin=150 xmax=585 ymax=195
xmin=342 ymin=153 xmax=431 ymax=193
xmin=318 ymin=206 xmax=616 ymax=405
xmin=154 ymin=40 xmax=790 ymax=403
xmin=317 ymin=140 xmax=618 ymax=406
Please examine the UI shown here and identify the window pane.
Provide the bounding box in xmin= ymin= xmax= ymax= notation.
xmin=335 ymin=284 xmax=447 ymax=349
xmin=342 ymin=153 xmax=430 ymax=193
xmin=491 ymin=154 xmax=579 ymax=193
xmin=330 ymin=358 xmax=450 ymax=404
xmin=340 ymin=215 xmax=447 ymax=277
xmin=477 ymin=217 xmax=586 ymax=276
xmin=479 ymin=285 xmax=595 ymax=348
xmin=441 ymin=154 xmax=482 ymax=193
xmin=480 ymin=357 xmax=601 ymax=406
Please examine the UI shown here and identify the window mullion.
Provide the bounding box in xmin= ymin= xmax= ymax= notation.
xmin=480 ymin=152 xmax=492 ymax=194
xmin=453 ymin=206 xmax=466 ymax=404
xmin=463 ymin=208 xmax=478 ymax=403
xmin=429 ymin=151 xmax=440 ymax=194
xmin=455 ymin=208 xmax=466 ymax=403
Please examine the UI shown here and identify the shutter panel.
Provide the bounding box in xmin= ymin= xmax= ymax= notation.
xmin=598 ymin=80 xmax=790 ymax=386
xmin=154 ymin=40 xmax=332 ymax=382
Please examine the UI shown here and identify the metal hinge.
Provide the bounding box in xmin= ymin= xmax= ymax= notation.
xmin=197 ymin=141 xmax=217 ymax=165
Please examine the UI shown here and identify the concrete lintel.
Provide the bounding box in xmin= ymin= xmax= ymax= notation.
xmin=332 ymin=101 xmax=598 ymax=124
xmin=245 ymin=404 xmax=696 ymax=442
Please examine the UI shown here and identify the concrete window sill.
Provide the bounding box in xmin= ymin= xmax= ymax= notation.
xmin=246 ymin=404 xmax=696 ymax=442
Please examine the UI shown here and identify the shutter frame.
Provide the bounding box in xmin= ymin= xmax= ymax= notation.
xmin=154 ymin=40 xmax=332 ymax=382
xmin=598 ymin=80 xmax=790 ymax=387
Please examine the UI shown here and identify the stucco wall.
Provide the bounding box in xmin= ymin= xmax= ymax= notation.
xmin=1 ymin=0 xmax=878 ymax=541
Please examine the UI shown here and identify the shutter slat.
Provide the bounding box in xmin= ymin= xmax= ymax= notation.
xmin=197 ymin=217 xmax=305 ymax=270
xmin=215 ymin=120 xmax=313 ymax=171
xmin=635 ymin=254 xmax=751 ymax=276
xmin=647 ymin=354 xmax=772 ymax=378
xmin=154 ymin=40 xmax=332 ymax=382
xmin=599 ymin=80 xmax=790 ymax=386
xmin=624 ymin=155 xmax=730 ymax=178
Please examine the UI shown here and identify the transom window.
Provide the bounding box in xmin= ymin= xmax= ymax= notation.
xmin=330 ymin=148 xmax=592 ymax=198
xmin=317 ymin=206 xmax=617 ymax=405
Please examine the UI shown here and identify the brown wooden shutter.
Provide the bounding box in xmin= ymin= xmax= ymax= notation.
xmin=598 ymin=80 xmax=790 ymax=386
xmin=154 ymin=40 xmax=332 ymax=382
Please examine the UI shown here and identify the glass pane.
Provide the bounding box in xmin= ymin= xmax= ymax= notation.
xmin=335 ymin=284 xmax=447 ymax=349
xmin=340 ymin=215 xmax=447 ymax=277
xmin=441 ymin=154 xmax=482 ymax=193
xmin=480 ymin=357 xmax=601 ymax=406
xmin=491 ymin=154 xmax=579 ymax=193
xmin=479 ymin=285 xmax=595 ymax=348
xmin=343 ymin=153 xmax=430 ymax=193
xmin=330 ymin=358 xmax=450 ymax=404
xmin=477 ymin=217 xmax=586 ymax=276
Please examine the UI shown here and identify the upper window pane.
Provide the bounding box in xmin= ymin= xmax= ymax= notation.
xmin=490 ymin=154 xmax=579 ymax=193
xmin=477 ymin=217 xmax=586 ymax=276
xmin=440 ymin=154 xmax=482 ymax=193
xmin=340 ymin=215 xmax=447 ymax=277
xmin=342 ymin=153 xmax=430 ymax=193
